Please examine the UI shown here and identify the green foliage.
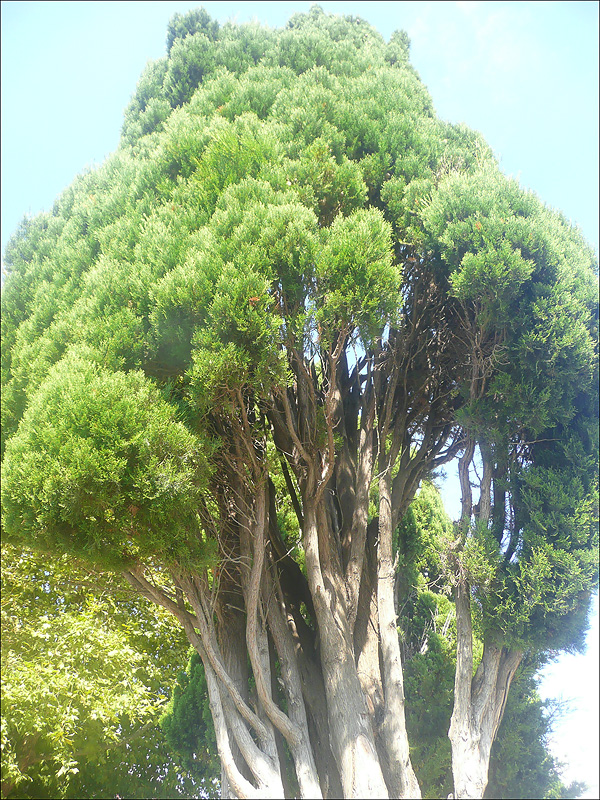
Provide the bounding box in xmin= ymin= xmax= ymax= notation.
xmin=419 ymin=165 xmax=539 ymax=321
xmin=316 ymin=208 xmax=398 ymax=343
xmin=166 ymin=8 xmax=220 ymax=54
xmin=160 ymin=651 xmax=219 ymax=787
xmin=2 ymin=350 xmax=214 ymax=571
xmin=1 ymin=545 xmax=204 ymax=799
xmin=404 ymin=625 xmax=455 ymax=799
xmin=121 ymin=60 xmax=170 ymax=143
xmin=461 ymin=521 xmax=503 ymax=596
xmin=396 ymin=481 xmax=455 ymax=582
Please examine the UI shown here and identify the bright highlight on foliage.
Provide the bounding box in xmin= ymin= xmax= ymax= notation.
xmin=1 ymin=6 xmax=598 ymax=800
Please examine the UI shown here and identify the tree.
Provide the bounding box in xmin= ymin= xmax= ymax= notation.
xmin=484 ymin=665 xmax=586 ymax=800
xmin=395 ymin=483 xmax=587 ymax=800
xmin=417 ymin=167 xmax=598 ymax=797
xmin=2 ymin=7 xmax=597 ymax=798
xmin=0 ymin=544 xmax=212 ymax=799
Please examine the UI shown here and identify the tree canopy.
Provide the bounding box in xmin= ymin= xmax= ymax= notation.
xmin=1 ymin=6 xmax=598 ymax=799
xmin=0 ymin=544 xmax=211 ymax=799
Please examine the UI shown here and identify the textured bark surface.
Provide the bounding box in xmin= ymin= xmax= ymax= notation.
xmin=449 ymin=590 xmax=522 ymax=800
xmin=377 ymin=469 xmax=421 ymax=799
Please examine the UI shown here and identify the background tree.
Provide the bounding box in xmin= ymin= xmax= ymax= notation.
xmin=1 ymin=544 xmax=214 ymax=799
xmin=2 ymin=7 xmax=597 ymax=799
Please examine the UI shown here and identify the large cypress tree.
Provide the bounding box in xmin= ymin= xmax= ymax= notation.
xmin=2 ymin=7 xmax=597 ymax=798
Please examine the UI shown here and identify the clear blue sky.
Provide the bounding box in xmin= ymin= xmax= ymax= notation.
xmin=2 ymin=1 xmax=598 ymax=258
xmin=1 ymin=1 xmax=598 ymax=795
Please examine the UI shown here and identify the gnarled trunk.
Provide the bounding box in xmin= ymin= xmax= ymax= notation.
xmin=122 ymin=267 xmax=465 ymax=798
xmin=449 ymin=436 xmax=523 ymax=799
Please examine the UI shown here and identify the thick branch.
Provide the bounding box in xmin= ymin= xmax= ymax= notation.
xmin=176 ymin=573 xmax=269 ymax=742
xmin=449 ymin=580 xmax=474 ymax=741
xmin=246 ymin=482 xmax=301 ymax=747
xmin=264 ymin=561 xmax=323 ymax=798
xmin=377 ymin=468 xmax=421 ymax=799
xmin=345 ymin=390 xmax=375 ymax=632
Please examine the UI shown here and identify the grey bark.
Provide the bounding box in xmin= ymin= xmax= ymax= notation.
xmin=449 ymin=581 xmax=522 ymax=799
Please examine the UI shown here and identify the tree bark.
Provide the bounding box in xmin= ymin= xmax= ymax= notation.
xmin=378 ymin=468 xmax=422 ymax=798
xmin=303 ymin=499 xmax=391 ymax=799
xmin=449 ymin=581 xmax=522 ymax=799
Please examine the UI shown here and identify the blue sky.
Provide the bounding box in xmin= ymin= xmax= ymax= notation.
xmin=1 ymin=1 xmax=598 ymax=794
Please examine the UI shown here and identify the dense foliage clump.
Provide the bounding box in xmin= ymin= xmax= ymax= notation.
xmin=1 ymin=545 xmax=207 ymax=799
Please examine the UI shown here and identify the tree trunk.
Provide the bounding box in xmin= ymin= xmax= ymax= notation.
xmin=303 ymin=499 xmax=391 ymax=799
xmin=378 ymin=468 xmax=422 ymax=799
xmin=449 ymin=582 xmax=522 ymax=799
xmin=121 ymin=306 xmax=464 ymax=798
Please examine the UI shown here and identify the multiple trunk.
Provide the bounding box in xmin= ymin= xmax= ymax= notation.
xmin=123 ymin=266 xmax=520 ymax=799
